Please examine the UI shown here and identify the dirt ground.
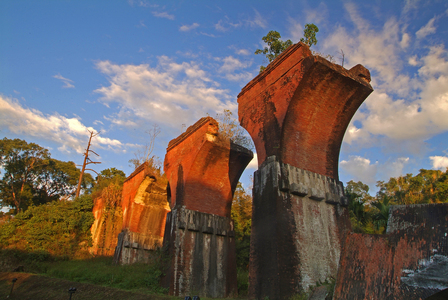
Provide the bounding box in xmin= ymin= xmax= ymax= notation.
xmin=0 ymin=272 xmax=174 ymax=300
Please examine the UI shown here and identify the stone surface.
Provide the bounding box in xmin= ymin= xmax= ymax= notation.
xmin=334 ymin=203 xmax=448 ymax=300
xmin=308 ymin=285 xmax=329 ymax=300
xmin=249 ymin=157 xmax=350 ymax=300
xmin=237 ymin=42 xmax=372 ymax=300
xmin=163 ymin=207 xmax=236 ymax=298
xmin=113 ymin=162 xmax=170 ymax=264
xmin=162 ymin=117 xmax=253 ymax=297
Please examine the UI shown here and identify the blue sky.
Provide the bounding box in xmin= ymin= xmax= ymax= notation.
xmin=1 ymin=0 xmax=448 ymax=195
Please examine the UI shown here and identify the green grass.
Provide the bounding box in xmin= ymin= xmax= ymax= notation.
xmin=42 ymin=256 xmax=167 ymax=293
xmin=237 ymin=268 xmax=249 ymax=296
xmin=0 ymin=249 xmax=167 ymax=294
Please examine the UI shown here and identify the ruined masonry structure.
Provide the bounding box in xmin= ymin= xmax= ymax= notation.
xmin=238 ymin=42 xmax=373 ymax=299
xmin=162 ymin=117 xmax=253 ymax=298
xmin=334 ymin=203 xmax=448 ymax=299
xmin=113 ymin=162 xmax=171 ymax=264
xmin=90 ymin=192 xmax=123 ymax=256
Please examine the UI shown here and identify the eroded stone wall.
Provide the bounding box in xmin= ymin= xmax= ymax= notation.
xmin=250 ymin=157 xmax=351 ymax=299
xmin=334 ymin=203 xmax=448 ymax=300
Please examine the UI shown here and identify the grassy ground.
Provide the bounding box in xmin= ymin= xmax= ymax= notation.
xmin=0 ymin=272 xmax=175 ymax=300
xmin=0 ymin=249 xmax=250 ymax=299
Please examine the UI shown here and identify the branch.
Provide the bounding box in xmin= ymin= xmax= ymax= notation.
xmin=85 ymin=168 xmax=100 ymax=175
xmin=88 ymin=150 xmax=100 ymax=156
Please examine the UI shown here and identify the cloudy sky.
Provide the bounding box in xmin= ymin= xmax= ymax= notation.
xmin=1 ymin=0 xmax=448 ymax=194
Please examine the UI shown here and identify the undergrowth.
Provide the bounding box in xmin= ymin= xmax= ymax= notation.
xmin=0 ymin=249 xmax=167 ymax=294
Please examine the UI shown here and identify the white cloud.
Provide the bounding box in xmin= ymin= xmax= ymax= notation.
xmin=247 ymin=153 xmax=258 ymax=170
xmin=321 ymin=4 xmax=448 ymax=155
xmin=137 ymin=20 xmax=146 ymax=28
xmin=53 ymin=74 xmax=75 ymax=88
xmin=247 ymin=9 xmax=267 ymax=29
xmin=0 ymin=95 xmax=133 ymax=154
xmin=400 ymin=32 xmax=410 ymax=49
xmin=128 ymin=0 xmax=158 ymax=8
xmin=219 ymin=56 xmax=250 ymax=73
xmin=201 ymin=32 xmax=216 ymax=38
xmin=236 ymin=49 xmax=250 ymax=56
xmin=408 ymin=55 xmax=419 ymax=66
xmin=217 ymin=56 xmax=254 ymax=82
xmin=340 ymin=156 xmax=378 ymax=186
xmin=152 ymin=11 xmax=175 ymax=20
xmin=94 ymin=57 xmax=236 ymax=129
xmin=179 ymin=23 xmax=199 ymax=32
xmin=430 ymin=156 xmax=448 ymax=170
xmin=340 ymin=156 xmax=409 ymax=187
xmin=416 ymin=17 xmax=436 ymax=39
xmin=215 ymin=18 xmax=241 ymax=32
xmin=403 ymin=0 xmax=420 ymax=13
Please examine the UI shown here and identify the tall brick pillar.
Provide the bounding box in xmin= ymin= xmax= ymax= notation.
xmin=162 ymin=117 xmax=253 ymax=298
xmin=238 ymin=42 xmax=373 ymax=299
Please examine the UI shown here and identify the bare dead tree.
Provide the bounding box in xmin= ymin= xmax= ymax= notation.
xmin=76 ymin=130 xmax=101 ymax=198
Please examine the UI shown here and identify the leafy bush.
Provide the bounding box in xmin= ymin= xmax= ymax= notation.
xmin=0 ymin=195 xmax=94 ymax=258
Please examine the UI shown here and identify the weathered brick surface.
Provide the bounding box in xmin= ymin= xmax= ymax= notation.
xmin=90 ymin=196 xmax=123 ymax=256
xmin=113 ymin=163 xmax=170 ymax=264
xmin=334 ymin=203 xmax=448 ymax=300
xmin=238 ymin=42 xmax=373 ymax=180
xmin=162 ymin=117 xmax=253 ymax=297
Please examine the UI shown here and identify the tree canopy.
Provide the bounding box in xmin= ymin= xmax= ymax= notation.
xmin=0 ymin=138 xmax=93 ymax=213
xmin=255 ymin=24 xmax=319 ymax=72
xmin=0 ymin=194 xmax=94 ymax=257
xmin=231 ymin=182 xmax=252 ymax=270
xmin=300 ymin=23 xmax=319 ymax=47
xmin=255 ymin=31 xmax=293 ymax=72
xmin=346 ymin=168 xmax=448 ymax=234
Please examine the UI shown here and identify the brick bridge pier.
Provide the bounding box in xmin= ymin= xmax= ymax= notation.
xmin=162 ymin=117 xmax=253 ymax=298
xmin=238 ymin=42 xmax=373 ymax=299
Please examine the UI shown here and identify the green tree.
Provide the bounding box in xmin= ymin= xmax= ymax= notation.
xmin=0 ymin=194 xmax=94 ymax=257
xmin=255 ymin=24 xmax=319 ymax=72
xmin=0 ymin=138 xmax=93 ymax=213
xmin=345 ymin=180 xmax=373 ymax=233
xmin=231 ymin=182 xmax=252 ymax=270
xmin=91 ymin=167 xmax=126 ymax=199
xmin=255 ymin=30 xmax=293 ymax=72
xmin=300 ymin=23 xmax=319 ymax=47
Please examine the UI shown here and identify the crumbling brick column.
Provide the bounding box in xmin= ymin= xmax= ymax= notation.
xmin=113 ymin=162 xmax=171 ymax=264
xmin=162 ymin=117 xmax=253 ymax=298
xmin=238 ymin=42 xmax=373 ymax=299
